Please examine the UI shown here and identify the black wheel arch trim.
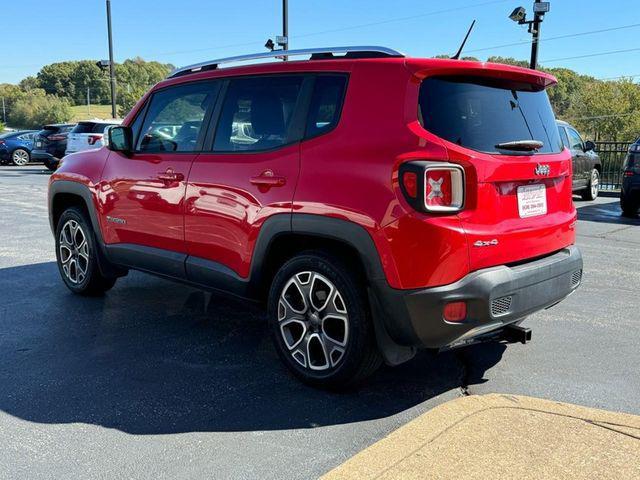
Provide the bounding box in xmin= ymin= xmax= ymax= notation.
xmin=49 ymin=180 xmax=125 ymax=278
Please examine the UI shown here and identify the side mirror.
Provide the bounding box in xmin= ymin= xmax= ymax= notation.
xmin=107 ymin=126 xmax=133 ymax=154
xmin=585 ymin=140 xmax=596 ymax=152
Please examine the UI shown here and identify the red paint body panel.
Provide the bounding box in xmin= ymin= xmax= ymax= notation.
xmin=184 ymin=145 xmax=300 ymax=277
xmin=100 ymin=151 xmax=195 ymax=252
xmin=51 ymin=56 xmax=577 ymax=292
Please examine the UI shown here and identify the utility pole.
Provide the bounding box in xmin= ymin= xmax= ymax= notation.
xmin=282 ymin=0 xmax=289 ymax=60
xmin=529 ymin=0 xmax=543 ymax=69
xmin=1 ymin=97 xmax=6 ymax=125
xmin=87 ymin=87 xmax=91 ymax=117
xmin=106 ymin=0 xmax=117 ymax=119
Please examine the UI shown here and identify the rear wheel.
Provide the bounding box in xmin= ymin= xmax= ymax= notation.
xmin=55 ymin=207 xmax=117 ymax=295
xmin=11 ymin=148 xmax=30 ymax=166
xmin=621 ymin=193 xmax=639 ymax=217
xmin=581 ymin=168 xmax=599 ymax=201
xmin=268 ymin=251 xmax=382 ymax=389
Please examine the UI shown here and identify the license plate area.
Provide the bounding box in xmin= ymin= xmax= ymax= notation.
xmin=517 ymin=184 xmax=547 ymax=218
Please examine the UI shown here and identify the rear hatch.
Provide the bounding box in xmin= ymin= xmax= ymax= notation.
xmin=414 ymin=64 xmax=575 ymax=271
xmin=66 ymin=122 xmax=111 ymax=153
xmin=34 ymin=125 xmax=61 ymax=150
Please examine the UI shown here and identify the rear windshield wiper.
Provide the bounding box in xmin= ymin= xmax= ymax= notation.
xmin=495 ymin=140 xmax=544 ymax=152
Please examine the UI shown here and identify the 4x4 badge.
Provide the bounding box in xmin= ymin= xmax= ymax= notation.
xmin=474 ymin=239 xmax=499 ymax=247
xmin=535 ymin=164 xmax=550 ymax=176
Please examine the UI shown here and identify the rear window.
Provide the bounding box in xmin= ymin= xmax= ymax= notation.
xmin=419 ymin=76 xmax=562 ymax=154
xmin=71 ymin=122 xmax=113 ymax=134
xmin=305 ymin=75 xmax=347 ymax=138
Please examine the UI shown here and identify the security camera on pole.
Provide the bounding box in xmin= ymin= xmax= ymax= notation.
xmin=509 ymin=0 xmax=550 ymax=70
xmin=265 ymin=0 xmax=289 ymax=60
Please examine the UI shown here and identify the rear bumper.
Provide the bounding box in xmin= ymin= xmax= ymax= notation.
xmin=372 ymin=246 xmax=583 ymax=349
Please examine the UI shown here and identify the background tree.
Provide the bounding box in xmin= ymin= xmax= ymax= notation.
xmin=8 ymin=93 xmax=72 ymax=129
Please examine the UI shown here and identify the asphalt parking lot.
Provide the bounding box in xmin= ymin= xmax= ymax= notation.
xmin=1 ymin=164 xmax=639 ymax=479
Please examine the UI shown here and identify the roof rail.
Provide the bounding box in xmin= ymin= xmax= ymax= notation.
xmin=167 ymin=46 xmax=404 ymax=78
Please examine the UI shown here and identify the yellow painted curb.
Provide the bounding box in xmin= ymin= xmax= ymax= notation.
xmin=322 ymin=394 xmax=640 ymax=480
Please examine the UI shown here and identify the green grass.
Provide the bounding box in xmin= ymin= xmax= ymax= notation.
xmin=70 ymin=104 xmax=115 ymax=121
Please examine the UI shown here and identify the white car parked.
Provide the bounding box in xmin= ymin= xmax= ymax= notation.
xmin=65 ymin=120 xmax=121 ymax=155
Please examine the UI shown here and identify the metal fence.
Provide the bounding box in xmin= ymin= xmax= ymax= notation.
xmin=595 ymin=141 xmax=631 ymax=190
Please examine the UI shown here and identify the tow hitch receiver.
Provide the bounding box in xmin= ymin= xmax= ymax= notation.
xmin=503 ymin=325 xmax=532 ymax=344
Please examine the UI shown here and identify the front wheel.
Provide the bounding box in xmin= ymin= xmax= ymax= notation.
xmin=581 ymin=169 xmax=599 ymax=201
xmin=55 ymin=207 xmax=117 ymax=295
xmin=11 ymin=148 xmax=30 ymax=166
xmin=268 ymin=251 xmax=382 ymax=389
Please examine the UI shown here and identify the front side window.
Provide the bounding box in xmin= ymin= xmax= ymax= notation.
xmin=306 ymin=75 xmax=347 ymax=138
xmin=419 ymin=76 xmax=563 ymax=154
xmin=137 ymin=82 xmax=217 ymax=153
xmin=213 ymin=76 xmax=303 ymax=152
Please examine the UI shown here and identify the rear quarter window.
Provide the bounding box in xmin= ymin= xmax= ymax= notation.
xmin=419 ymin=76 xmax=563 ymax=154
xmin=305 ymin=75 xmax=347 ymax=138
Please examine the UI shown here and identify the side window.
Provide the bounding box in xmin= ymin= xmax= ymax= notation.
xmin=306 ymin=75 xmax=347 ymax=138
xmin=558 ymin=127 xmax=570 ymax=149
xmin=137 ymin=82 xmax=218 ymax=153
xmin=566 ymin=128 xmax=584 ymax=152
xmin=213 ymin=76 xmax=303 ymax=152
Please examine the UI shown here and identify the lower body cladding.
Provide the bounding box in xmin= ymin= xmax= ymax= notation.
xmin=372 ymin=246 xmax=583 ymax=355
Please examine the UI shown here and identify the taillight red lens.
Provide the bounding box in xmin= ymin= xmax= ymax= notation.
xmin=443 ymin=301 xmax=467 ymax=322
xmin=424 ymin=166 xmax=464 ymax=212
xmin=402 ymin=172 xmax=418 ymax=198
xmin=48 ymin=134 xmax=65 ymax=141
xmin=0 ymin=140 xmax=5 ymax=145
xmin=88 ymin=134 xmax=103 ymax=145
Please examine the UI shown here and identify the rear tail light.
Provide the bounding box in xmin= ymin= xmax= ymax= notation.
xmin=88 ymin=134 xmax=103 ymax=145
xmin=400 ymin=161 xmax=465 ymax=213
xmin=0 ymin=140 xmax=5 ymax=145
xmin=48 ymin=134 xmax=66 ymax=141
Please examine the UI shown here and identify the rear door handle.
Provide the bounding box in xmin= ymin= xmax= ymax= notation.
xmin=250 ymin=171 xmax=286 ymax=187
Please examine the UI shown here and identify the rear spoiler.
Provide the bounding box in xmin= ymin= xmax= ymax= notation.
xmin=405 ymin=58 xmax=557 ymax=90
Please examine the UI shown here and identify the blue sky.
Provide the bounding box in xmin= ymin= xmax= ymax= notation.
xmin=1 ymin=0 xmax=638 ymax=84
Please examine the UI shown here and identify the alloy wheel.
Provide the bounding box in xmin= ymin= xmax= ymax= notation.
xmin=12 ymin=149 xmax=29 ymax=166
xmin=59 ymin=220 xmax=90 ymax=284
xmin=278 ymin=271 xmax=349 ymax=371
xmin=591 ymin=170 xmax=599 ymax=199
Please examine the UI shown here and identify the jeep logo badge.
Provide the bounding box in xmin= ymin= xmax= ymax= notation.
xmin=535 ymin=164 xmax=550 ymax=176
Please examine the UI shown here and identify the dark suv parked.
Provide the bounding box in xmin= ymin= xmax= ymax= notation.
xmin=557 ymin=121 xmax=601 ymax=200
xmin=32 ymin=124 xmax=75 ymax=170
xmin=48 ymin=47 xmax=583 ymax=388
xmin=621 ymin=138 xmax=640 ymax=216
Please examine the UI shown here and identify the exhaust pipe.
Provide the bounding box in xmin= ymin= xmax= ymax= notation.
xmin=503 ymin=325 xmax=532 ymax=344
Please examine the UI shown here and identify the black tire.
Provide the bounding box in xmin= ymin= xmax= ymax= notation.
xmin=268 ymin=251 xmax=382 ymax=389
xmin=11 ymin=148 xmax=30 ymax=166
xmin=55 ymin=207 xmax=117 ymax=295
xmin=44 ymin=160 xmax=57 ymax=171
xmin=620 ymin=194 xmax=639 ymax=217
xmin=581 ymin=168 xmax=599 ymax=201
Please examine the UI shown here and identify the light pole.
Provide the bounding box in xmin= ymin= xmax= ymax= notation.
xmin=508 ymin=1 xmax=550 ymax=70
xmin=282 ymin=0 xmax=288 ymax=60
xmin=106 ymin=0 xmax=117 ymax=118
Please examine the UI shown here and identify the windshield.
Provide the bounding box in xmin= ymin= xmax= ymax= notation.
xmin=419 ymin=76 xmax=563 ymax=154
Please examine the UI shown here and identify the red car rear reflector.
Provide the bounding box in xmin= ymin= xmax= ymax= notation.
xmin=443 ymin=301 xmax=467 ymax=322
xmin=402 ymin=172 xmax=418 ymax=198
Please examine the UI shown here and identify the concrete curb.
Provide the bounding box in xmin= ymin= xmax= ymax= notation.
xmin=321 ymin=394 xmax=640 ymax=479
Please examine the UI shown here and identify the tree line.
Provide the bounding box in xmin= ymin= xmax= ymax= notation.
xmin=1 ymin=57 xmax=172 ymax=130
xmin=1 ymin=55 xmax=638 ymax=141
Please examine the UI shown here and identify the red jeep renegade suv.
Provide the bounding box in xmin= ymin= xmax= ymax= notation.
xmin=48 ymin=46 xmax=583 ymax=388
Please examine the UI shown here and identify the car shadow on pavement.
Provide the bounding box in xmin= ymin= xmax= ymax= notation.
xmin=0 ymin=262 xmax=506 ymax=435
xmin=576 ymin=198 xmax=640 ymax=225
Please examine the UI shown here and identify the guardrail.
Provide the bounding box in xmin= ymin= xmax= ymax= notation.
xmin=595 ymin=141 xmax=631 ymax=191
